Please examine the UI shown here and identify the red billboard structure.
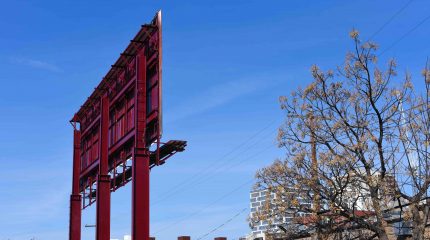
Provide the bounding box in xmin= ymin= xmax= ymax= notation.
xmin=69 ymin=11 xmax=186 ymax=240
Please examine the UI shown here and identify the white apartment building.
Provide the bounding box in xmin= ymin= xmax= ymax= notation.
xmin=247 ymin=189 xmax=311 ymax=240
xmin=248 ymin=189 xmax=271 ymax=239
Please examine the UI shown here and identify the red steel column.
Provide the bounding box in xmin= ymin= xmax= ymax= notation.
xmin=132 ymin=148 xmax=150 ymax=240
xmin=132 ymin=52 xmax=150 ymax=240
xmin=69 ymin=129 xmax=82 ymax=240
xmin=96 ymin=95 xmax=111 ymax=240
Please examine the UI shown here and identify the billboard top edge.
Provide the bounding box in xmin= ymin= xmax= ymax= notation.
xmin=71 ymin=11 xmax=161 ymax=122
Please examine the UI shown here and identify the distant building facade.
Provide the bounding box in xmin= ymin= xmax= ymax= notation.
xmin=247 ymin=173 xmax=414 ymax=240
xmin=248 ymin=189 xmax=271 ymax=239
xmin=247 ymin=188 xmax=311 ymax=240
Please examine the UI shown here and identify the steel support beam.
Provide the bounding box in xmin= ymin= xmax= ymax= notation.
xmin=69 ymin=130 xmax=82 ymax=240
xmin=132 ymin=148 xmax=150 ymax=240
xmin=132 ymin=52 xmax=150 ymax=240
xmin=96 ymin=95 xmax=111 ymax=240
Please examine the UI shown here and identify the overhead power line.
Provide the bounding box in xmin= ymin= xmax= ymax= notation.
xmin=368 ymin=0 xmax=415 ymax=41
xmin=196 ymin=208 xmax=249 ymax=240
xmin=152 ymin=120 xmax=277 ymax=205
xmin=336 ymin=0 xmax=417 ymax=66
xmin=153 ymin=179 xmax=253 ymax=235
xmin=379 ymin=13 xmax=430 ymax=56
xmin=152 ymin=128 xmax=277 ymax=206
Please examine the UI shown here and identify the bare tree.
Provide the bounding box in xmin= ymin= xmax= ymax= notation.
xmin=250 ymin=30 xmax=430 ymax=240
xmin=392 ymin=64 xmax=430 ymax=240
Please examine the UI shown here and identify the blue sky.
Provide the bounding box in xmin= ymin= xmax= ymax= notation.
xmin=0 ymin=0 xmax=429 ymax=239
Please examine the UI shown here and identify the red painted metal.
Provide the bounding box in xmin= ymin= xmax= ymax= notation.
xmin=132 ymin=148 xmax=150 ymax=240
xmin=69 ymin=129 xmax=82 ymax=240
xmin=96 ymin=95 xmax=111 ymax=240
xmin=132 ymin=51 xmax=150 ymax=240
xmin=68 ymin=10 xmax=186 ymax=240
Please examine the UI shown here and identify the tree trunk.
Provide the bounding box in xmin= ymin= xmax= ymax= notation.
xmin=369 ymin=185 xmax=391 ymax=240
xmin=411 ymin=205 xmax=425 ymax=240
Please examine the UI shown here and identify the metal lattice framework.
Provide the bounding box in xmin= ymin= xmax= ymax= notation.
xmin=69 ymin=11 xmax=186 ymax=240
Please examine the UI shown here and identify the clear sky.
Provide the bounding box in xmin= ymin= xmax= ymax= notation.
xmin=0 ymin=0 xmax=429 ymax=240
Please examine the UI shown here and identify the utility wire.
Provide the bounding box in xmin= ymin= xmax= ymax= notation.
xmin=196 ymin=208 xmax=249 ymax=240
xmin=336 ymin=0 xmax=417 ymax=68
xmin=152 ymin=125 xmax=279 ymax=233
xmin=367 ymin=0 xmax=415 ymax=41
xmin=152 ymin=120 xmax=276 ymax=203
xmin=379 ymin=13 xmax=430 ymax=56
xmin=153 ymin=179 xmax=253 ymax=234
xmin=152 ymin=128 xmax=277 ymax=206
